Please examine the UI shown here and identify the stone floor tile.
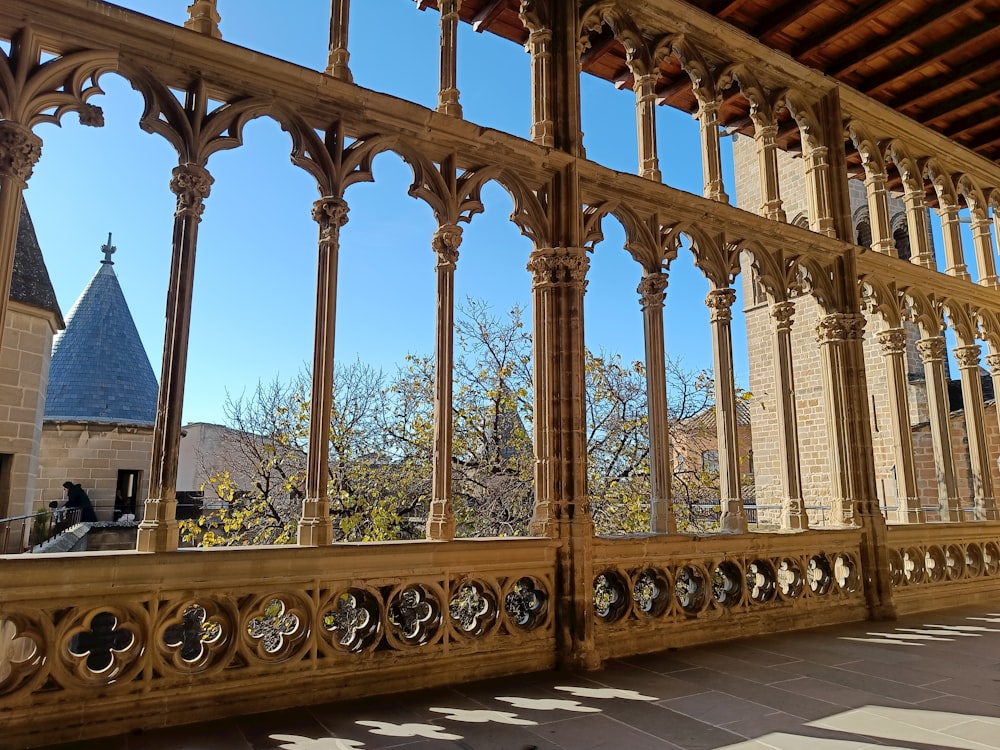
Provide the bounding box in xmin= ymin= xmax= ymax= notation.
xmin=764 ymin=676 xmax=912 ymax=710
xmin=234 ymin=707 xmax=342 ymax=750
xmin=808 ymin=706 xmax=999 ymax=750
xmin=524 ymin=713 xmax=683 ymax=749
xmin=659 ymin=690 xmax=777 ymax=726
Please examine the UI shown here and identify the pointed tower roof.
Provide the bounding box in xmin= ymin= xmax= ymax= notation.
xmin=44 ymin=235 xmax=159 ymax=425
xmin=12 ymin=201 xmax=63 ymax=327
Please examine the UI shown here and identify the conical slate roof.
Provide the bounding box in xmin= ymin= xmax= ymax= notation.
xmin=12 ymin=202 xmax=63 ymax=326
xmin=44 ymin=237 xmax=159 ymax=425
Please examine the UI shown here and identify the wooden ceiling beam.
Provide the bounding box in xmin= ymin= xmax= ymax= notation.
xmin=944 ymin=106 xmax=1000 ymax=139
xmin=792 ymin=0 xmax=907 ymax=62
xmin=472 ymin=0 xmax=508 ymax=32
xmin=706 ymin=0 xmax=752 ymax=20
xmin=861 ymin=11 xmax=1000 ymax=97
xmin=830 ymin=0 xmax=982 ymax=79
xmin=918 ymin=78 xmax=1000 ymax=125
xmin=755 ymin=0 xmax=831 ymax=44
xmin=887 ymin=49 xmax=1000 ymax=111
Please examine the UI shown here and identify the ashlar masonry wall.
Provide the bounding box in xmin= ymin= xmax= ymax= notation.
xmin=36 ymin=423 xmax=153 ymax=520
xmin=0 ymin=302 xmax=57 ymax=519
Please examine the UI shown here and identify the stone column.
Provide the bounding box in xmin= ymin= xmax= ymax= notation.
xmin=817 ymin=313 xmax=870 ymax=526
xmin=520 ymin=9 xmax=555 ymax=147
xmin=877 ymin=328 xmax=922 ymax=522
xmin=754 ymin=122 xmax=787 ymax=222
xmin=986 ymin=352 xmax=1000 ymax=478
xmin=863 ymin=169 xmax=897 ymax=255
xmin=436 ymin=0 xmax=463 ymax=117
xmin=802 ymin=144 xmax=836 ymax=238
xmin=697 ymin=97 xmax=728 ymax=203
xmin=527 ymin=246 xmax=597 ymax=670
xmin=633 ymin=73 xmax=661 ymax=182
xmin=0 ymin=121 xmax=41 ymax=349
xmin=970 ymin=214 xmax=998 ymax=288
xmin=326 ymin=0 xmax=353 ymax=81
xmin=707 ymin=288 xmax=745 ymax=532
xmin=299 ymin=197 xmax=348 ymax=547
xmin=184 ymin=0 xmax=221 ymax=38
xmin=638 ymin=272 xmax=675 ymax=534
xmin=902 ymin=187 xmax=936 ymax=269
xmin=138 ymin=163 xmax=213 ymax=552
xmin=916 ymin=336 xmax=962 ymax=521
xmin=426 ymin=224 xmax=461 ymax=540
xmin=938 ymin=204 xmax=969 ymax=280
xmin=770 ymin=301 xmax=806 ymax=529
xmin=954 ymin=344 xmax=998 ymax=520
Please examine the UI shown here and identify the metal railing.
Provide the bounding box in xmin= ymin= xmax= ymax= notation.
xmin=0 ymin=507 xmax=83 ymax=554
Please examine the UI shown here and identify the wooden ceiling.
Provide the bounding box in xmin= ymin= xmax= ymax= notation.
xmin=427 ymin=0 xmax=1000 ymax=170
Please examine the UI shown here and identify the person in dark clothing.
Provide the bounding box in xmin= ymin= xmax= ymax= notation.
xmin=62 ymin=481 xmax=98 ymax=522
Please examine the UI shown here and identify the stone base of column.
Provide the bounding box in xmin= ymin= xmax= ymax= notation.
xmin=426 ymin=500 xmax=455 ymax=541
xmin=297 ymin=517 xmax=333 ymax=546
xmin=136 ymin=499 xmax=179 ymax=552
xmin=719 ymin=499 xmax=747 ymax=533
xmin=650 ymin=496 xmax=676 ymax=534
xmin=782 ymin=498 xmax=809 ymax=531
xmin=831 ymin=498 xmax=858 ymax=527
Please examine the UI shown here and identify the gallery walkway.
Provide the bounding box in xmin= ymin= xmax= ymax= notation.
xmin=46 ymin=603 xmax=1000 ymax=750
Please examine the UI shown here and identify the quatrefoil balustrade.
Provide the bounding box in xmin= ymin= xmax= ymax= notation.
xmin=631 ymin=568 xmax=670 ymax=617
xmin=159 ymin=600 xmax=229 ymax=672
xmin=502 ymin=576 xmax=548 ymax=631
xmin=593 ymin=571 xmax=629 ymax=623
xmin=386 ymin=584 xmax=442 ymax=648
xmin=60 ymin=606 xmax=144 ymax=685
xmin=322 ymin=588 xmax=382 ymax=653
xmin=244 ymin=595 xmax=308 ymax=662
xmin=448 ymin=580 xmax=498 ymax=637
xmin=0 ymin=615 xmax=45 ymax=697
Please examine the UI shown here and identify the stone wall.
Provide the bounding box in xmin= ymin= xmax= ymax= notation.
xmin=36 ymin=423 xmax=153 ymax=520
xmin=0 ymin=302 xmax=57 ymax=518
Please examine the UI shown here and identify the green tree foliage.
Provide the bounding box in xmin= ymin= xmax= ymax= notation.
xmin=181 ymin=299 xmax=724 ymax=545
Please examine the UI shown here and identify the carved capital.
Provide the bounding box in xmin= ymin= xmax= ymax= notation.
xmin=816 ymin=313 xmax=865 ymax=344
xmin=954 ymin=344 xmax=982 ymax=370
xmin=916 ymin=336 xmax=947 ymax=364
xmin=0 ymin=121 xmax=43 ymax=187
xmin=877 ymin=328 xmax=907 ymax=357
xmin=312 ymin=197 xmax=349 ymax=246
xmin=432 ymin=224 xmax=462 ymax=269
xmin=985 ymin=353 xmax=1000 ymax=378
xmin=527 ymin=248 xmax=589 ymax=289
xmin=637 ymin=272 xmax=668 ymax=310
xmin=169 ymin=164 xmax=213 ymax=218
xmin=770 ymin=300 xmax=795 ymax=332
xmin=705 ymin=288 xmax=736 ymax=324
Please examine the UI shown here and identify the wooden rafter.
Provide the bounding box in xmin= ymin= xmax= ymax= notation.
xmin=792 ymin=0 xmax=907 ymax=62
xmin=887 ymin=50 xmax=1000 ymax=111
xmin=472 ymin=0 xmax=507 ymax=32
xmin=830 ymin=0 xmax=983 ymax=78
xmin=862 ymin=10 xmax=1000 ymax=97
xmin=754 ymin=0 xmax=831 ymax=43
xmin=917 ymin=78 xmax=1000 ymax=125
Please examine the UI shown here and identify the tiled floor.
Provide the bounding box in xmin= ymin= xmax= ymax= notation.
xmin=50 ymin=605 xmax=1000 ymax=749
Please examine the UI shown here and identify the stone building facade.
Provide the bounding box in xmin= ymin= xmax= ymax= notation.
xmin=735 ymin=134 xmax=1000 ymax=523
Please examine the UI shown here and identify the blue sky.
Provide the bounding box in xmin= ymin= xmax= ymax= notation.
xmin=24 ymin=0 xmax=744 ymax=424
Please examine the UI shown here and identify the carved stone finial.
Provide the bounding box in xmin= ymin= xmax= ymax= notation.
xmin=0 ymin=121 xmax=43 ymax=187
xmin=184 ymin=0 xmax=222 ymax=39
xmin=101 ymin=233 xmax=116 ymax=265
xmin=637 ymin=272 xmax=668 ymax=310
xmin=705 ymin=288 xmax=736 ymax=323
xmin=432 ymin=224 xmax=462 ymax=269
xmin=169 ymin=164 xmax=214 ymax=218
